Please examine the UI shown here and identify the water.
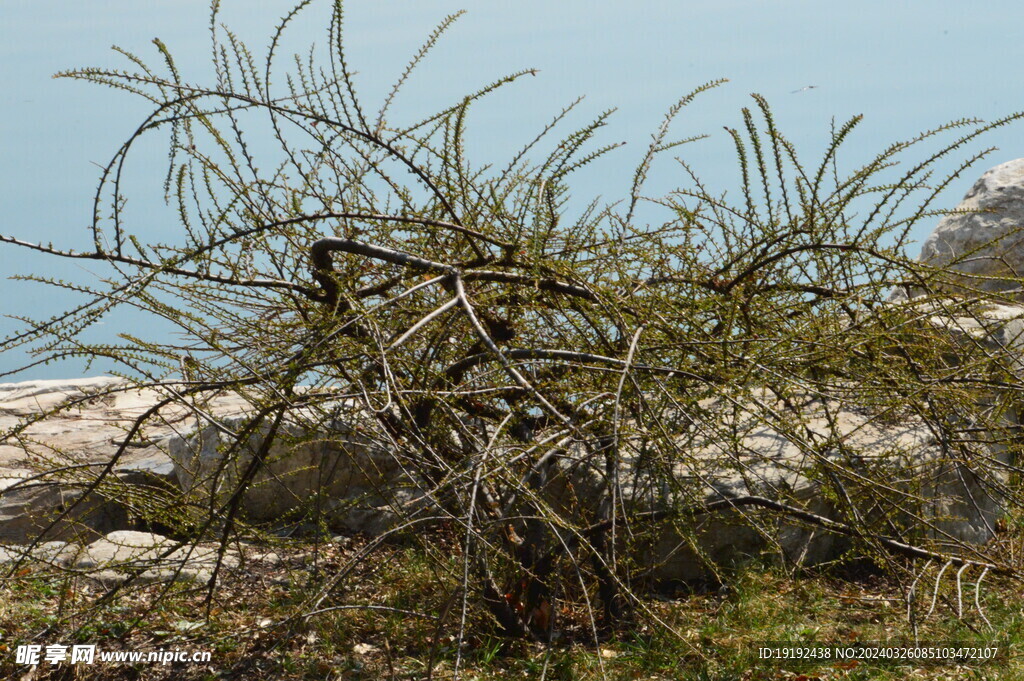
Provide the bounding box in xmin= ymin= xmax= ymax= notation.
xmin=2 ymin=0 xmax=1021 ymax=379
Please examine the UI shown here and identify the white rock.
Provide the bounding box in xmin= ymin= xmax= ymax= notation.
xmin=75 ymin=530 xmax=171 ymax=569
xmin=545 ymin=392 xmax=1011 ymax=583
xmin=1 ymin=370 xmax=1016 ymax=585
xmin=114 ymin=450 xmax=178 ymax=488
xmin=74 ymin=530 xmax=238 ymax=586
xmin=168 ymin=412 xmax=421 ymax=529
xmin=916 ymin=300 xmax=1024 ymax=366
xmin=0 ymin=470 xmax=127 ymax=544
xmin=0 ymin=541 xmax=80 ymax=567
xmin=0 ymin=377 xmax=126 ymax=415
xmin=916 ymin=158 xmax=1024 ymax=299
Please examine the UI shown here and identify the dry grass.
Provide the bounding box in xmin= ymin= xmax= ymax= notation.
xmin=1 ymin=520 xmax=1021 ymax=680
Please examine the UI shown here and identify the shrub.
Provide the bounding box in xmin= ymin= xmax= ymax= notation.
xmin=2 ymin=0 xmax=1022 ymax=656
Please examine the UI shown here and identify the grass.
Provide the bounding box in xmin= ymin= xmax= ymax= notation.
xmin=0 ymin=526 xmax=1022 ymax=680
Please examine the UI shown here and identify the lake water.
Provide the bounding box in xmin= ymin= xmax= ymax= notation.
xmin=2 ymin=0 xmax=1021 ymax=378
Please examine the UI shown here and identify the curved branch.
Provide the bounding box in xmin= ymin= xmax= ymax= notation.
xmin=310 ymin=237 xmax=457 ymax=309
xmin=0 ymin=234 xmax=319 ymax=298
xmin=63 ymin=76 xmax=488 ymax=258
xmin=446 ymin=347 xmax=710 ymax=382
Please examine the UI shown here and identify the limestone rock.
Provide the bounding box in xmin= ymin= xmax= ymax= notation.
xmin=914 ymin=299 xmax=1024 ymax=371
xmin=0 ymin=540 xmax=80 ymax=567
xmin=75 ymin=530 xmax=170 ymax=568
xmin=0 ymin=376 xmax=126 ymax=415
xmin=916 ymin=158 xmax=1024 ymax=299
xmin=0 ymin=376 xmax=252 ymax=470
xmin=168 ymin=412 xmax=423 ymax=531
xmin=74 ymin=530 xmax=239 ymax=586
xmin=0 ymin=469 xmax=130 ymax=544
xmin=0 ymin=373 xmax=1015 ymax=585
xmin=113 ymin=448 xmax=179 ymax=489
xmin=0 ymin=376 xmax=254 ymax=542
xmin=545 ymin=394 xmax=1010 ymax=583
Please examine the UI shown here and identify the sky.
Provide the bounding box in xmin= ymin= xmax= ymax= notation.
xmin=2 ymin=0 xmax=1022 ymax=380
